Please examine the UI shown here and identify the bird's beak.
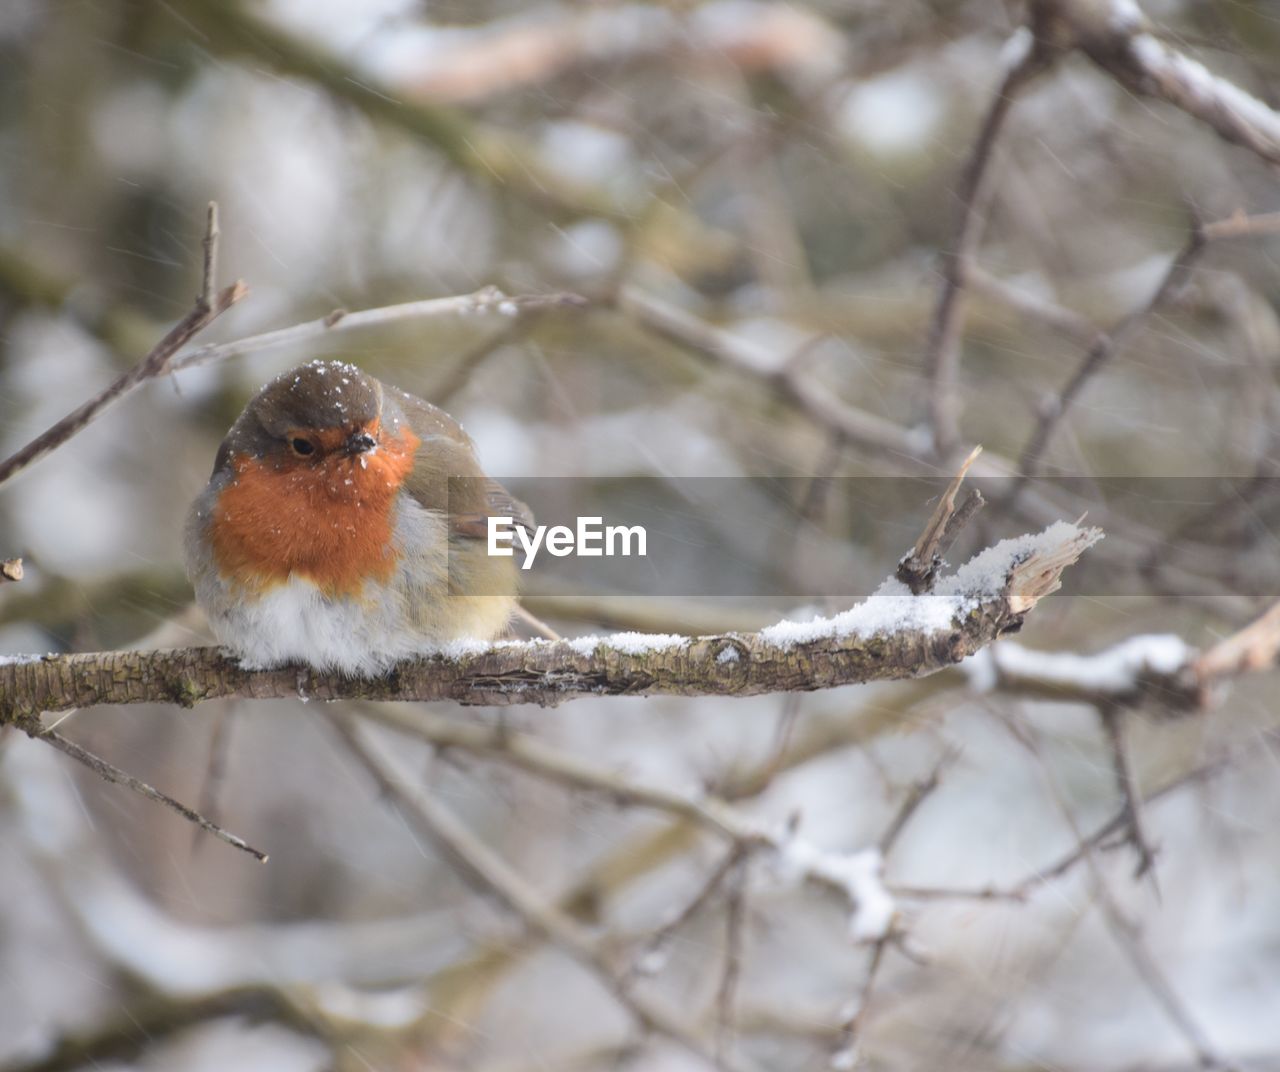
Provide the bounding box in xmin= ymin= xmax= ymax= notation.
xmin=346 ymin=431 xmax=377 ymax=456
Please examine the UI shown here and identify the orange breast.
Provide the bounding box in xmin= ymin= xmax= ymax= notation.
xmin=209 ymin=426 xmax=421 ymax=599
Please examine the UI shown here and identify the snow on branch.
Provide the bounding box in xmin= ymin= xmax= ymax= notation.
xmin=773 ymin=842 xmax=895 ymax=943
xmin=0 ymin=521 xmax=1102 ymax=725
xmin=966 ymin=601 xmax=1280 ymax=713
xmin=1033 ymin=0 xmax=1280 ymax=165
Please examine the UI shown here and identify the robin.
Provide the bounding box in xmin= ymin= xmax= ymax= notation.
xmin=185 ymin=359 xmax=530 ymax=675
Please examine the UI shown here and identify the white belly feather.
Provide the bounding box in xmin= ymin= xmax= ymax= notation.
xmin=188 ymin=491 xmax=511 ymax=676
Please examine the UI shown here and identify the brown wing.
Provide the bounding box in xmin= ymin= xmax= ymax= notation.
xmin=388 ymin=384 xmax=534 ymax=540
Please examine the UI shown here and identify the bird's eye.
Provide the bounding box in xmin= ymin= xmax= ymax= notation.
xmin=290 ymin=437 xmax=316 ymax=456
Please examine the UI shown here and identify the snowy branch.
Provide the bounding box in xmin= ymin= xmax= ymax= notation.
xmin=965 ymin=599 xmax=1280 ymax=714
xmin=1032 ymin=0 xmax=1280 ymax=165
xmin=0 ymin=522 xmax=1101 ymax=725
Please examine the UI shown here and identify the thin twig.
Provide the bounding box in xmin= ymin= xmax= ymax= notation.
xmin=0 ymin=206 xmax=246 ymax=489
xmin=1004 ymin=755 xmax=1227 ymax=898
xmin=825 ymin=745 xmax=962 ymax=1065
xmin=757 ymin=694 xmax=803 ymax=788
xmin=1194 ymin=600 xmax=1280 ymax=684
xmin=878 ymin=748 xmax=960 ymax=855
xmin=358 ymin=703 xmax=766 ymax=846
xmin=201 ymin=201 xmax=219 ymax=309
xmin=1001 ymin=714 xmax=1228 ymax=1069
xmin=42 ymin=730 xmax=268 ymax=862
xmin=191 ymin=707 xmax=237 ymax=856
xmin=327 ymin=713 xmax=749 ymax=1072
xmin=888 ymin=883 xmax=1025 ymax=903
xmin=832 ymin=936 xmax=889 ymax=1069
xmin=897 ymin=446 xmax=984 ymax=594
xmin=170 ymin=287 xmax=585 ymax=373
xmin=967 ymin=264 xmax=1099 ymax=345
xmin=1202 ymin=210 xmax=1280 ymax=241
xmin=615 ymin=286 xmax=923 ymax=461
xmin=629 ymin=847 xmax=748 ymax=982
xmin=512 ymin=602 xmax=562 ymax=641
xmin=1014 ymin=221 xmax=1207 ymax=485
xmin=715 ymin=857 xmax=749 ymax=1063
xmin=923 ymin=28 xmax=1052 ymax=457
xmin=1099 ymin=705 xmax=1161 ymax=885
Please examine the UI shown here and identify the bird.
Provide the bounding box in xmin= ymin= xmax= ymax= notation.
xmin=184 ymin=359 xmax=530 ymax=675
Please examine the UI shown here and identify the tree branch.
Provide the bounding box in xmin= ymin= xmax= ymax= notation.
xmin=0 ymin=206 xmax=247 ymax=489
xmin=41 ymin=730 xmax=268 ymax=862
xmin=922 ymin=26 xmax=1054 ymax=457
xmin=328 ymin=714 xmax=749 ymax=1072
xmin=170 ymin=286 xmax=584 ymax=373
xmin=966 ymin=598 xmax=1280 ymax=714
xmin=615 ymin=285 xmax=926 ymax=461
xmin=896 ymin=445 xmax=984 ymax=594
xmin=1013 ymin=218 xmax=1207 ymax=484
xmin=1035 ymin=0 xmax=1280 ymax=166
xmin=0 ymin=522 xmax=1101 ymax=723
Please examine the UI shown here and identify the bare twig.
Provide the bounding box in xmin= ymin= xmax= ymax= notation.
xmin=201 ymin=201 xmax=219 ymax=309
xmin=357 ymin=703 xmax=762 ymax=844
xmin=832 ymin=936 xmax=889 ymax=1070
xmin=878 ymin=749 xmax=959 ymax=855
xmin=42 ymin=730 xmax=268 ymax=862
xmin=1003 ymin=755 xmax=1228 ymax=899
xmin=1004 ymin=715 xmax=1228 ymax=1069
xmin=327 ymin=714 xmax=749 ymax=1072
xmin=629 ymin=847 xmax=748 ymax=982
xmin=0 ymin=206 xmax=247 ymax=489
xmin=1099 ymin=705 xmax=1160 ymax=884
xmin=170 ymin=287 xmax=585 ymax=373
xmin=512 ymin=602 xmax=562 ymax=641
xmin=967 ymin=265 xmax=1099 ymax=345
xmin=191 ymin=707 xmax=237 ymax=855
xmin=615 ymin=286 xmax=923 ymax=461
xmin=1194 ymin=600 xmax=1280 ymax=684
xmin=715 ymin=857 xmax=749 ymax=1062
xmin=897 ymin=446 xmax=984 ymax=594
xmin=827 ymin=748 xmax=959 ymax=1064
xmin=1202 ymin=209 xmax=1280 ymax=241
xmin=923 ymin=28 xmax=1053 ymax=457
xmin=1014 ymin=221 xmax=1207 ymax=484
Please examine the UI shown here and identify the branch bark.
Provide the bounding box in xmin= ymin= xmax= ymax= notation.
xmin=0 ymin=523 xmax=1100 ymax=723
